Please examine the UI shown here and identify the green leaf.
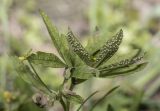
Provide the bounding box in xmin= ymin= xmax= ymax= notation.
xmin=90 ymin=86 xmax=119 ymax=111
xmin=14 ymin=57 xmax=52 ymax=94
xmin=99 ymin=49 xmax=142 ymax=68
xmin=61 ymin=34 xmax=79 ymax=67
xmin=39 ymin=10 xmax=74 ymax=67
xmin=72 ymin=66 xmax=99 ymax=79
xmin=27 ymin=51 xmax=67 ymax=68
xmin=99 ymin=54 xmax=145 ymax=71
xmin=94 ymin=29 xmax=123 ymax=67
xmin=66 ymin=28 xmax=93 ymax=66
xmin=77 ymin=91 xmax=99 ymax=111
xmin=107 ymin=104 xmax=114 ymax=111
xmin=63 ymin=93 xmax=84 ymax=104
xmin=100 ymin=62 xmax=148 ymax=77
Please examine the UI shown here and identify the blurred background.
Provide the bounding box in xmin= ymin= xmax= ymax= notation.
xmin=0 ymin=0 xmax=160 ymax=111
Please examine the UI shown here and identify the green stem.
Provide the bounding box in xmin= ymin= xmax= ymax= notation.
xmin=60 ymin=69 xmax=76 ymax=111
xmin=60 ymin=68 xmax=68 ymax=91
xmin=59 ymin=69 xmax=71 ymax=111
xmin=66 ymin=78 xmax=76 ymax=111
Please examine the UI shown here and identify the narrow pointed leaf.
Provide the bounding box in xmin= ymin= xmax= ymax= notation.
xmin=99 ymin=54 xmax=144 ymax=71
xmin=100 ymin=49 xmax=142 ymax=68
xmin=77 ymin=91 xmax=99 ymax=111
xmin=39 ymin=10 xmax=74 ymax=66
xmin=100 ymin=62 xmax=148 ymax=77
xmin=95 ymin=29 xmax=123 ymax=67
xmin=14 ymin=57 xmax=52 ymax=94
xmin=90 ymin=86 xmax=119 ymax=111
xmin=67 ymin=28 xmax=93 ymax=66
xmin=27 ymin=51 xmax=67 ymax=68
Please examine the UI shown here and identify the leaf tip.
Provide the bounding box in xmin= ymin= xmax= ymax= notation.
xmin=119 ymin=29 xmax=123 ymax=36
